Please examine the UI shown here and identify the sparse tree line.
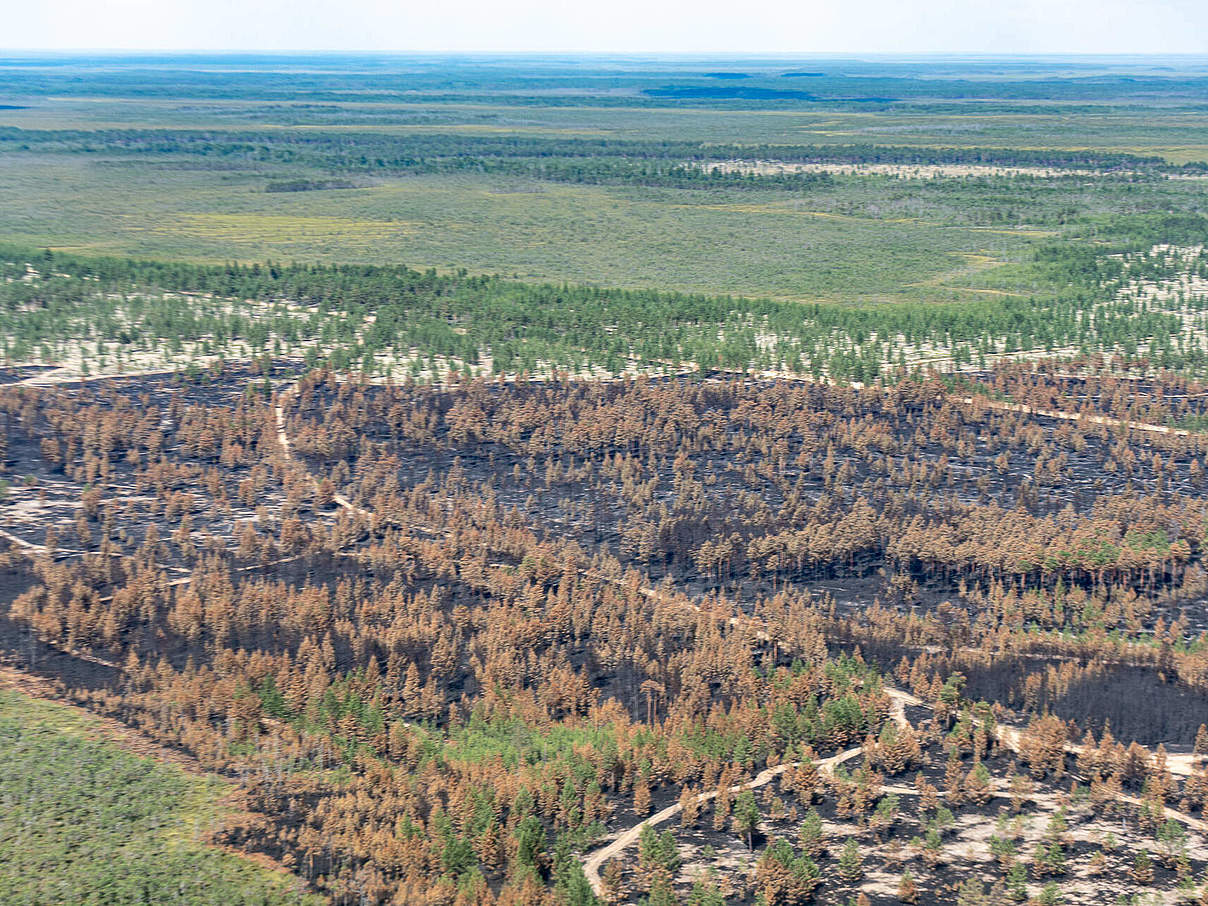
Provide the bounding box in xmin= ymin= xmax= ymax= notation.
xmin=0 ymin=129 xmax=1179 ymax=173
xmin=6 ymin=222 xmax=1208 ymax=383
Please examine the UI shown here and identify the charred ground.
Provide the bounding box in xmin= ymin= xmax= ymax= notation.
xmin=4 ymin=364 xmax=1208 ymax=903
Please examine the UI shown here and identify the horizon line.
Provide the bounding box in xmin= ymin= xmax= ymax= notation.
xmin=4 ymin=49 xmax=1208 ymax=58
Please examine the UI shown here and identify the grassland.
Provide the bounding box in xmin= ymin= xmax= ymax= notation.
xmin=0 ymin=686 xmax=320 ymax=906
xmin=0 ymin=154 xmax=1042 ymax=302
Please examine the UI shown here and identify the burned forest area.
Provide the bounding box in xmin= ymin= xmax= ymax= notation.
xmin=5 ymin=360 xmax=1208 ymax=905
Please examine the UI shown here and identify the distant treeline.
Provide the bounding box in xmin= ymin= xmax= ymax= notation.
xmin=8 ymin=61 xmax=1208 ymax=107
xmin=264 ymin=178 xmax=357 ymax=193
xmin=0 ymin=128 xmax=1183 ymax=173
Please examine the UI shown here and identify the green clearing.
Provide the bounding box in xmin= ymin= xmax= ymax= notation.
xmin=0 ymin=155 xmax=1035 ymax=303
xmin=0 ymin=688 xmax=320 ymax=906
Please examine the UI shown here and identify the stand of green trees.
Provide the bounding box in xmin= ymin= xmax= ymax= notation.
xmin=4 ymin=212 xmax=1208 ymax=382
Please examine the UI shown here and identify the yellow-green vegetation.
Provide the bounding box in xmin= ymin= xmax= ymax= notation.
xmin=0 ymin=688 xmax=320 ymax=906
xmin=0 ymin=156 xmax=1033 ymax=303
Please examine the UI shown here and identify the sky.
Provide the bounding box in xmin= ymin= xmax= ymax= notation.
xmin=9 ymin=0 xmax=1208 ymax=55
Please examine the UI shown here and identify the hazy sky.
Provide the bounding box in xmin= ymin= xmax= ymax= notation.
xmin=10 ymin=0 xmax=1208 ymax=54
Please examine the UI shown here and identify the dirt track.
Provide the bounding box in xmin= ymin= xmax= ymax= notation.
xmin=579 ymin=682 xmax=1208 ymax=896
xmin=580 ymin=688 xmax=922 ymax=894
xmin=965 ymin=396 xmax=1201 ymax=438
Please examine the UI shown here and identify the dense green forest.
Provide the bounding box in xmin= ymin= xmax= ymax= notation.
xmin=5 ymin=128 xmax=1205 ymax=205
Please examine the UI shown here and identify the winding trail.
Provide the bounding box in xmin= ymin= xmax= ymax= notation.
xmin=580 ymin=683 xmax=1208 ymax=897
xmin=0 ymin=526 xmax=42 ymax=554
xmin=274 ymin=385 xmax=370 ymax=518
xmin=580 ymin=689 xmax=920 ymax=895
xmin=580 ymin=745 xmax=861 ymax=892
xmin=963 ymin=396 xmax=1202 ymax=439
